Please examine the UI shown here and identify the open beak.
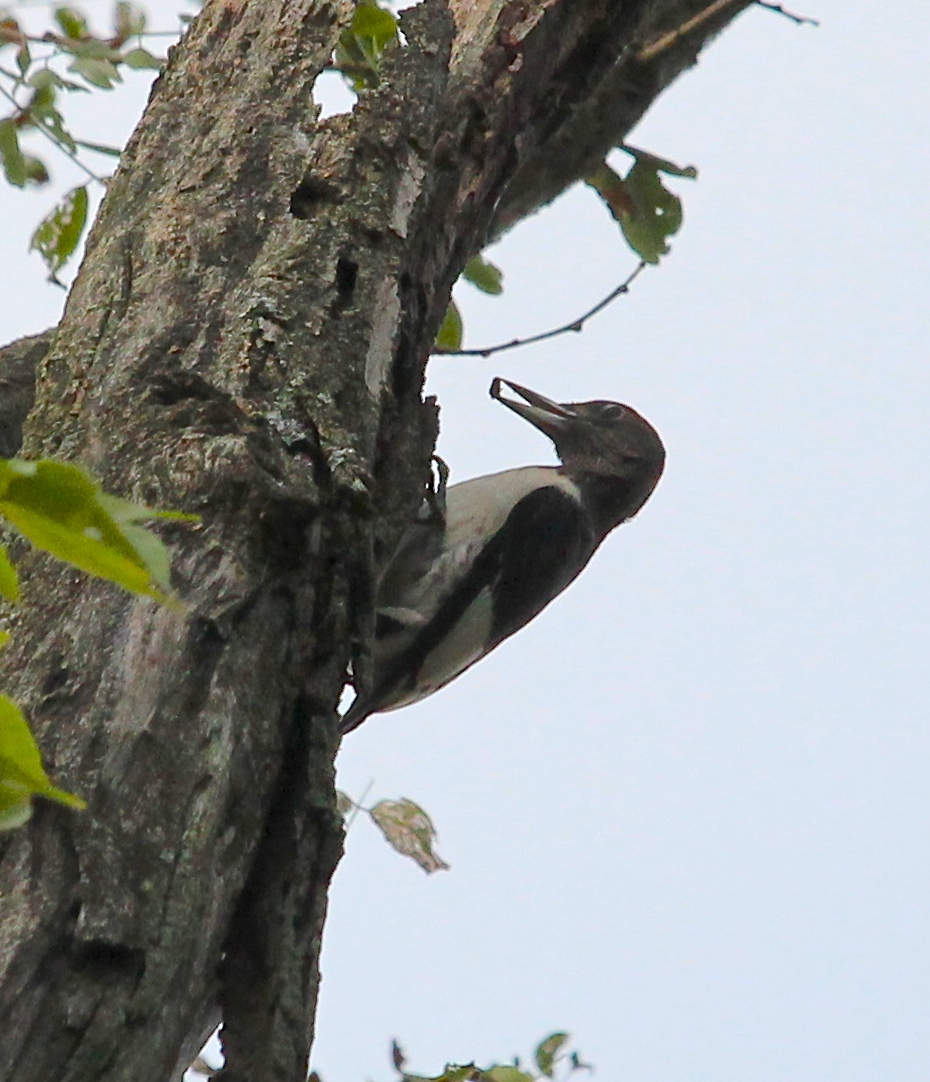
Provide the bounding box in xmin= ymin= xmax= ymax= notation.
xmin=490 ymin=378 xmax=575 ymax=440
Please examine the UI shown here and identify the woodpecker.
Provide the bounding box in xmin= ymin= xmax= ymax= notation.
xmin=340 ymin=378 xmax=665 ymax=733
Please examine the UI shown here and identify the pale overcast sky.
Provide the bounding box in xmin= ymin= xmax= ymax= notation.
xmin=2 ymin=4 xmax=928 ymax=1082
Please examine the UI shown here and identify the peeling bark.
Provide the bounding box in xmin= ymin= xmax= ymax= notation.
xmin=0 ymin=2 xmax=750 ymax=1080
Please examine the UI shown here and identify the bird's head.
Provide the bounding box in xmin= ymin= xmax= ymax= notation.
xmin=490 ymin=377 xmax=666 ymax=519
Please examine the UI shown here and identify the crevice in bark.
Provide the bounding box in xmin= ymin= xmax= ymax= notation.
xmin=0 ymin=2 xmax=753 ymax=1080
xmin=290 ymin=175 xmax=341 ymax=219
xmin=334 ymin=255 xmax=360 ymax=299
xmin=218 ymin=707 xmax=343 ymax=1082
xmin=0 ymin=329 xmax=53 ymax=457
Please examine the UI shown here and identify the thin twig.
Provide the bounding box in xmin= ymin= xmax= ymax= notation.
xmin=73 ymin=136 xmax=121 ymax=157
xmin=754 ymin=1 xmax=819 ymax=26
xmin=31 ymin=117 xmax=106 ymax=183
xmin=344 ymin=780 xmax=375 ymax=832
xmin=0 ymin=78 xmax=106 ymax=184
xmin=432 ymin=262 xmax=647 ymax=358
xmin=638 ymin=0 xmax=750 ymax=63
xmin=0 ymin=77 xmax=25 ymax=115
xmin=640 ymin=0 xmax=817 ymax=62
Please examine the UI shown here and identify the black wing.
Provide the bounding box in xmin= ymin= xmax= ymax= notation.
xmin=486 ymin=485 xmax=596 ymax=646
xmin=342 ymin=485 xmax=595 ymax=730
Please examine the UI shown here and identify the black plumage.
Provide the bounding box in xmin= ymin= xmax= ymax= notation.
xmin=340 ymin=378 xmax=665 ymax=733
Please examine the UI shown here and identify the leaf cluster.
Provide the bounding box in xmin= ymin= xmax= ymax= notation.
xmin=2 ymin=5 xmax=698 ymax=352
xmin=0 ymin=1 xmax=409 ymax=280
xmin=435 ymin=256 xmax=504 ymax=352
xmin=0 ymin=455 xmax=193 ymax=830
xmin=0 ymin=3 xmax=166 ymax=278
xmin=436 ymin=146 xmax=695 ymax=351
xmin=387 ymin=1032 xmax=593 ymax=1082
xmin=0 ymin=457 xmax=187 ymax=604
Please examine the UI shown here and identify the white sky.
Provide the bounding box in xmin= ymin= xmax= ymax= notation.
xmin=2 ymin=3 xmax=928 ymax=1082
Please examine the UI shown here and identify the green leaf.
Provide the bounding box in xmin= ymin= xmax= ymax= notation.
xmin=29 ymin=83 xmax=78 ymax=153
xmin=586 ymin=149 xmax=694 ymax=264
xmin=334 ymin=0 xmax=399 ymax=89
xmin=402 ymin=1066 xmax=477 ymax=1082
xmin=114 ymin=1 xmax=146 ymax=39
xmin=534 ymin=1034 xmax=569 ymax=1079
xmin=69 ymin=38 xmax=122 ymax=59
xmin=335 ymin=789 xmax=355 ymax=818
xmin=435 ymin=299 xmax=463 ymax=351
xmin=0 ymin=543 xmax=20 ymax=603
xmin=70 ymin=55 xmax=122 ymax=88
xmin=54 ymin=6 xmax=89 ymax=40
xmin=95 ymin=492 xmax=198 ymax=526
xmin=0 ymin=779 xmax=33 ymax=831
xmin=30 ymin=185 xmax=88 ymax=278
xmin=585 ymin=163 xmax=633 ymax=219
xmin=392 ymin=1037 xmax=587 ymax=1082
xmin=440 ymin=1068 xmax=475 ymax=1082
xmin=115 ymin=520 xmax=171 ymax=590
xmin=0 ymin=694 xmax=64 ymax=790
xmin=22 ymin=156 xmax=49 ymax=186
xmin=463 ymin=256 xmax=503 ymax=295
xmin=120 ymin=47 xmax=163 ymax=71
xmin=0 ymin=692 xmax=86 ymax=831
xmin=16 ymin=40 xmax=31 ymax=78
xmin=621 ymin=160 xmax=682 ymax=263
xmin=0 ymin=119 xmax=27 ymax=188
xmin=29 ymin=68 xmax=89 ymax=94
xmin=486 ymin=1068 xmax=534 ymax=1082
xmin=351 ymin=2 xmax=398 ymax=47
xmin=368 ymin=797 xmax=450 ymax=874
xmin=0 ymin=458 xmax=179 ymax=604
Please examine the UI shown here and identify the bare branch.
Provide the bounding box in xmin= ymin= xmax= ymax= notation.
xmin=638 ymin=0 xmax=747 ymax=63
xmin=433 ymin=263 xmax=647 ymax=359
xmin=754 ymin=1 xmax=819 ymax=26
xmin=491 ymin=0 xmax=755 ymax=238
xmin=636 ymin=0 xmax=816 ymax=92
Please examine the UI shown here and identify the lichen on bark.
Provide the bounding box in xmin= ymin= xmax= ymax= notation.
xmin=0 ymin=2 xmax=751 ymax=1080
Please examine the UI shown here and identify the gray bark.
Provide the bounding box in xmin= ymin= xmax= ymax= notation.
xmin=0 ymin=2 xmax=751 ymax=1080
xmin=0 ymin=331 xmax=50 ymax=457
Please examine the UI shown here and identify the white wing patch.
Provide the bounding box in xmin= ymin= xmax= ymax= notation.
xmin=444 ymin=467 xmax=579 ymax=551
xmin=415 ymin=586 xmax=495 ymax=696
xmin=376 ymin=606 xmax=430 ymax=628
xmin=402 ymin=467 xmax=579 ymax=620
xmin=371 ymin=466 xmax=580 ymax=713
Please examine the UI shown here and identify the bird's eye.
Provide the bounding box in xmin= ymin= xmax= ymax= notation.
xmin=599 ymin=403 xmax=626 ymax=420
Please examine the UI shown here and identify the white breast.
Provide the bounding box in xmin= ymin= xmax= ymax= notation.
xmin=444 ymin=466 xmax=580 ymax=546
xmin=396 ymin=467 xmax=578 ymax=613
xmin=373 ymin=467 xmax=582 ymax=710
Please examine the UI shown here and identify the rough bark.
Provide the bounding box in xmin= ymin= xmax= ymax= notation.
xmin=0 ymin=2 xmax=751 ymax=1081
xmin=0 ymin=331 xmax=50 ymax=458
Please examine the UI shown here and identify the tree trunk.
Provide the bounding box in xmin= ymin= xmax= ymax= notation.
xmin=0 ymin=1 xmax=750 ymax=1080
